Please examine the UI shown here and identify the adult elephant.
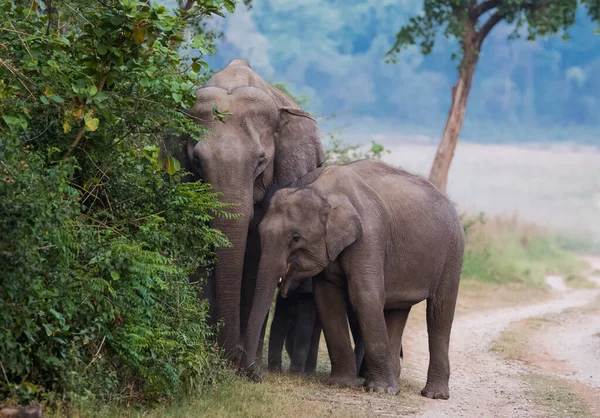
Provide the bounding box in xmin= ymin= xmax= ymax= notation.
xmin=172 ymin=58 xmax=325 ymax=364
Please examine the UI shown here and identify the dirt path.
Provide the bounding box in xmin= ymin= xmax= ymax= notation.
xmin=251 ymin=258 xmax=600 ymax=418
xmin=397 ymin=256 xmax=600 ymax=418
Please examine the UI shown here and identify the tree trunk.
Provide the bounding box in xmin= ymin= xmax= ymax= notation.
xmin=428 ymin=38 xmax=480 ymax=192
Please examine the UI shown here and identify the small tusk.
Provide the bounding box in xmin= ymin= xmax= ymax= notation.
xmin=278 ymin=277 xmax=283 ymax=284
xmin=285 ymin=263 xmax=291 ymax=275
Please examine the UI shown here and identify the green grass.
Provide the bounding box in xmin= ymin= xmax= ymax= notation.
xmin=461 ymin=216 xmax=587 ymax=287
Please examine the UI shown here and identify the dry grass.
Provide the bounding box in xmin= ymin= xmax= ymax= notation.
xmin=564 ymin=273 xmax=597 ymax=289
xmin=522 ymin=374 xmax=593 ymax=418
xmin=455 ymin=279 xmax=551 ymax=316
xmin=461 ymin=214 xmax=587 ymax=287
xmin=491 ymin=317 xmax=557 ymax=361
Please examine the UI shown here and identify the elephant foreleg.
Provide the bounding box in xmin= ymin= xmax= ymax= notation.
xmin=348 ymin=270 xmax=397 ymax=394
xmin=314 ymin=277 xmax=357 ymax=387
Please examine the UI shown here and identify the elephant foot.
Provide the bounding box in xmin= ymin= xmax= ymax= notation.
xmin=421 ymin=383 xmax=449 ymax=400
xmin=238 ymin=364 xmax=264 ymax=383
xmin=364 ymin=378 xmax=399 ymax=395
xmin=268 ymin=363 xmax=282 ymax=373
xmin=326 ymin=374 xmax=358 ymax=388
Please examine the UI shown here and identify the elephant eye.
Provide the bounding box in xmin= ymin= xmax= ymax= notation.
xmin=292 ymin=233 xmax=301 ymax=243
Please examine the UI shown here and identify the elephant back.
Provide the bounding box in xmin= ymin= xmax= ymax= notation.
xmin=204 ymin=58 xmax=298 ymax=110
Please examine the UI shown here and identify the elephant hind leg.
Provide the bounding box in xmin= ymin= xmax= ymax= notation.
xmin=347 ymin=303 xmax=366 ymax=379
xmin=304 ymin=307 xmax=322 ymax=374
xmin=421 ymin=259 xmax=461 ymax=400
xmin=268 ymin=295 xmax=290 ymax=373
xmin=289 ymin=295 xmax=318 ymax=374
xmin=385 ymin=308 xmax=411 ymax=381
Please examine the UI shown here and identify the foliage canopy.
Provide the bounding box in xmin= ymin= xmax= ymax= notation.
xmin=387 ymin=0 xmax=600 ymax=64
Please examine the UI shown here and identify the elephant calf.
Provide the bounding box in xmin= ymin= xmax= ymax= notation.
xmin=268 ymin=277 xmax=321 ymax=374
xmin=241 ymin=159 xmax=464 ymax=398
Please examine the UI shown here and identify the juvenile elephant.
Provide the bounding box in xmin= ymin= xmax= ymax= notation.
xmin=168 ymin=58 xmax=325 ymax=365
xmin=268 ymin=278 xmax=321 ymax=374
xmin=241 ymin=159 xmax=465 ymax=398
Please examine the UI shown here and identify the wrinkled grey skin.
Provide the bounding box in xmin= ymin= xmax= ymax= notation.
xmin=242 ymin=159 xmax=464 ymax=398
xmin=268 ymin=278 xmax=321 ymax=374
xmin=170 ymin=58 xmax=325 ymax=365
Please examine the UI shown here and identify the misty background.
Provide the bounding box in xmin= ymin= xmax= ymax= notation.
xmin=198 ymin=0 xmax=599 ymax=245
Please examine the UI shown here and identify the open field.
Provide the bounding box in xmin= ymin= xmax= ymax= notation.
xmin=377 ymin=141 xmax=600 ymax=252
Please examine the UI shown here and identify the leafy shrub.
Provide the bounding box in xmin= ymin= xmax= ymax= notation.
xmin=0 ymin=0 xmax=239 ymax=406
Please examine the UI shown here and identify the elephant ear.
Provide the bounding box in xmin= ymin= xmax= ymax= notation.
xmin=325 ymin=195 xmax=363 ymax=261
xmin=273 ymin=107 xmax=326 ymax=186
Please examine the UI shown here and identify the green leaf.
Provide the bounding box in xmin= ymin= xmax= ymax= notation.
xmin=191 ymin=34 xmax=205 ymax=48
xmin=191 ymin=62 xmax=201 ymax=72
xmin=49 ymin=95 xmax=64 ymax=103
xmin=2 ymin=115 xmax=24 ymax=127
xmin=40 ymin=96 xmax=49 ymax=105
xmin=94 ymin=92 xmax=108 ymax=102
xmin=165 ymin=156 xmax=181 ymax=175
xmin=595 ymin=28 xmax=600 ymax=35
xmin=132 ymin=27 xmax=146 ymax=44
xmin=84 ymin=112 xmax=99 ymax=131
xmin=110 ymin=271 xmax=120 ymax=281
xmin=88 ymin=85 xmax=98 ymax=96
xmin=97 ymin=44 xmax=108 ymax=55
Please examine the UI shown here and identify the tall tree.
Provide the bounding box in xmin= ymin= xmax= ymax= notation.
xmin=387 ymin=0 xmax=600 ymax=191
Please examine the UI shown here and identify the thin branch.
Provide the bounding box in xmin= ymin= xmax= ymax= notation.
xmin=130 ymin=211 xmax=165 ymax=223
xmin=470 ymin=0 xmax=500 ymax=20
xmin=0 ymin=27 xmax=43 ymax=38
xmin=180 ymin=1 xmax=196 ymax=11
xmin=9 ymin=22 xmax=34 ymax=61
xmin=476 ymin=11 xmax=504 ymax=46
xmin=64 ymin=2 xmax=93 ymax=26
xmin=87 ymin=335 xmax=106 ymax=367
xmin=0 ymin=57 xmax=36 ymax=100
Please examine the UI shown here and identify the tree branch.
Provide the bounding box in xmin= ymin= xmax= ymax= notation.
xmin=470 ymin=0 xmax=500 ymax=20
xmin=476 ymin=11 xmax=504 ymax=46
xmin=180 ymin=1 xmax=195 ymax=11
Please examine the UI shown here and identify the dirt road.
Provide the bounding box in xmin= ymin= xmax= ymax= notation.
xmin=398 ymin=256 xmax=600 ymax=418
xmin=171 ymin=258 xmax=600 ymax=418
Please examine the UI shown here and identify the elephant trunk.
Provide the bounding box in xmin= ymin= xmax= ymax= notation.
xmin=240 ymin=247 xmax=285 ymax=378
xmin=211 ymin=184 xmax=253 ymax=366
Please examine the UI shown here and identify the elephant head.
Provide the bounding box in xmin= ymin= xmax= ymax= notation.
xmin=240 ymin=170 xmax=363 ymax=377
xmin=172 ymin=59 xmax=325 ymax=364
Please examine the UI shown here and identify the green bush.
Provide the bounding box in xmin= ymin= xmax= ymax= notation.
xmin=0 ymin=0 xmax=239 ymax=406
